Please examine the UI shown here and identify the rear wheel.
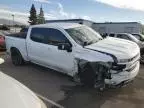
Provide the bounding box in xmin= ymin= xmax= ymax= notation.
xmin=11 ymin=48 xmax=24 ymax=65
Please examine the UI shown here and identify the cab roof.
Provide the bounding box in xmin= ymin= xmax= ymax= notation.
xmin=31 ymin=23 xmax=82 ymax=29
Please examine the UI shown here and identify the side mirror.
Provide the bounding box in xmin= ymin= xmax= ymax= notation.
xmin=58 ymin=43 xmax=72 ymax=52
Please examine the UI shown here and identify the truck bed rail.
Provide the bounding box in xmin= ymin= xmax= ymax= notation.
xmin=7 ymin=32 xmax=27 ymax=39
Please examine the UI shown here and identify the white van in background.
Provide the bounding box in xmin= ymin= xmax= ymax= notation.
xmin=108 ymin=33 xmax=144 ymax=63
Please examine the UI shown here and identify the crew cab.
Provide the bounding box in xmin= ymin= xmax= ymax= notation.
xmin=5 ymin=23 xmax=140 ymax=88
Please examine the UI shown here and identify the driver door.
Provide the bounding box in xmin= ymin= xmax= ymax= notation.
xmin=45 ymin=28 xmax=75 ymax=74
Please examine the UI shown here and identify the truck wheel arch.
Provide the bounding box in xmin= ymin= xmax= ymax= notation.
xmin=10 ymin=47 xmax=25 ymax=65
xmin=10 ymin=47 xmax=21 ymax=55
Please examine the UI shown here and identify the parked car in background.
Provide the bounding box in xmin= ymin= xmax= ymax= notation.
xmin=132 ymin=33 xmax=144 ymax=62
xmin=132 ymin=33 xmax=144 ymax=44
xmin=5 ymin=23 xmax=140 ymax=89
xmin=0 ymin=32 xmax=6 ymax=50
xmin=0 ymin=33 xmax=5 ymax=49
xmin=0 ymin=31 xmax=11 ymax=50
xmin=0 ymin=58 xmax=47 ymax=108
xmin=108 ymin=33 xmax=138 ymax=43
xmin=108 ymin=33 xmax=144 ymax=63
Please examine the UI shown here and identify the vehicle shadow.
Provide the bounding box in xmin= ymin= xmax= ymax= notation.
xmin=57 ymin=79 xmax=144 ymax=108
xmin=1 ymin=55 xmax=144 ymax=108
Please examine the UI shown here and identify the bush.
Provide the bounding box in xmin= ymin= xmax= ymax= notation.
xmin=0 ymin=25 xmax=10 ymax=30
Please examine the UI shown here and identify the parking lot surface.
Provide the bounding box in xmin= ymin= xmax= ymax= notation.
xmin=0 ymin=53 xmax=144 ymax=108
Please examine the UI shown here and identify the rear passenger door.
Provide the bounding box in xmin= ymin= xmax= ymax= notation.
xmin=27 ymin=28 xmax=49 ymax=65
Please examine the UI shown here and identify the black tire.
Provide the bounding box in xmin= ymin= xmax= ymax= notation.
xmin=11 ymin=48 xmax=24 ymax=65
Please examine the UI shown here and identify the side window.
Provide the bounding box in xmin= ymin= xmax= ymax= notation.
xmin=30 ymin=28 xmax=69 ymax=46
xmin=116 ymin=34 xmax=130 ymax=40
xmin=45 ymin=28 xmax=69 ymax=46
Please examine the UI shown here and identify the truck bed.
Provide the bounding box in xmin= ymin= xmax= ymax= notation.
xmin=7 ymin=32 xmax=27 ymax=39
xmin=5 ymin=33 xmax=28 ymax=61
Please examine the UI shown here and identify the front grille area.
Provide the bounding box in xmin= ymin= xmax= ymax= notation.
xmin=111 ymin=64 xmax=126 ymax=71
xmin=127 ymin=53 xmax=139 ymax=62
xmin=125 ymin=64 xmax=137 ymax=72
xmin=112 ymin=53 xmax=139 ymax=72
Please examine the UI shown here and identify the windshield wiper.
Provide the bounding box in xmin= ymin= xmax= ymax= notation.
xmin=83 ymin=40 xmax=95 ymax=46
xmin=83 ymin=41 xmax=88 ymax=47
xmin=83 ymin=39 xmax=101 ymax=47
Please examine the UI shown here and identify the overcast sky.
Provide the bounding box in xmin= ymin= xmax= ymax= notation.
xmin=1 ymin=0 xmax=144 ymax=24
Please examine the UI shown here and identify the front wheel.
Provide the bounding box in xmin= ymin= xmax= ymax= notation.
xmin=11 ymin=49 xmax=24 ymax=65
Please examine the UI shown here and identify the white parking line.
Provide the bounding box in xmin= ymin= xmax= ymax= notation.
xmin=36 ymin=93 xmax=64 ymax=108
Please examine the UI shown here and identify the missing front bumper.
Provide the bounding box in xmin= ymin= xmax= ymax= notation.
xmin=105 ymin=61 xmax=140 ymax=86
xmin=77 ymin=59 xmax=112 ymax=88
xmin=77 ymin=59 xmax=139 ymax=90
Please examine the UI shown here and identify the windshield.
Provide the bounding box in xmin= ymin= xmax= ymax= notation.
xmin=65 ymin=26 xmax=102 ymax=46
xmin=132 ymin=34 xmax=144 ymax=41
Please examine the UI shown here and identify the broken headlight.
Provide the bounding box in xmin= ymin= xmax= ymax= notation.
xmin=111 ymin=63 xmax=126 ymax=74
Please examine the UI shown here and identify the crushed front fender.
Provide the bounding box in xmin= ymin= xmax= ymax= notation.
xmin=77 ymin=59 xmax=112 ymax=88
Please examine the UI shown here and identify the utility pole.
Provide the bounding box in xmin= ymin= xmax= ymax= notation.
xmin=12 ymin=14 xmax=16 ymax=32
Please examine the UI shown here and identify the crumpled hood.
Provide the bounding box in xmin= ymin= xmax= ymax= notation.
xmin=85 ymin=37 xmax=140 ymax=60
xmin=0 ymin=72 xmax=42 ymax=108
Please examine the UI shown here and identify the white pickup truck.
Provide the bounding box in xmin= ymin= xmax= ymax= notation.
xmin=5 ymin=23 xmax=140 ymax=88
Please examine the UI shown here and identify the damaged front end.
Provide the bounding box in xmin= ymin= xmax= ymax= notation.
xmin=77 ymin=59 xmax=112 ymax=90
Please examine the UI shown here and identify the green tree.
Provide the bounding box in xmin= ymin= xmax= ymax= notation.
xmin=37 ymin=5 xmax=45 ymax=24
xmin=29 ymin=4 xmax=37 ymax=25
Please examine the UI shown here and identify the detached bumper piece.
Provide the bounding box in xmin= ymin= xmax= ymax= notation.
xmin=78 ymin=60 xmax=112 ymax=90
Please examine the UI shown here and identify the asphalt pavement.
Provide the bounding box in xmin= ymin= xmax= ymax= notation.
xmin=0 ymin=53 xmax=144 ymax=108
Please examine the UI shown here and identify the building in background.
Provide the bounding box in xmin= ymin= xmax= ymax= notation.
xmin=92 ymin=22 xmax=142 ymax=34
xmin=46 ymin=19 xmax=143 ymax=34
